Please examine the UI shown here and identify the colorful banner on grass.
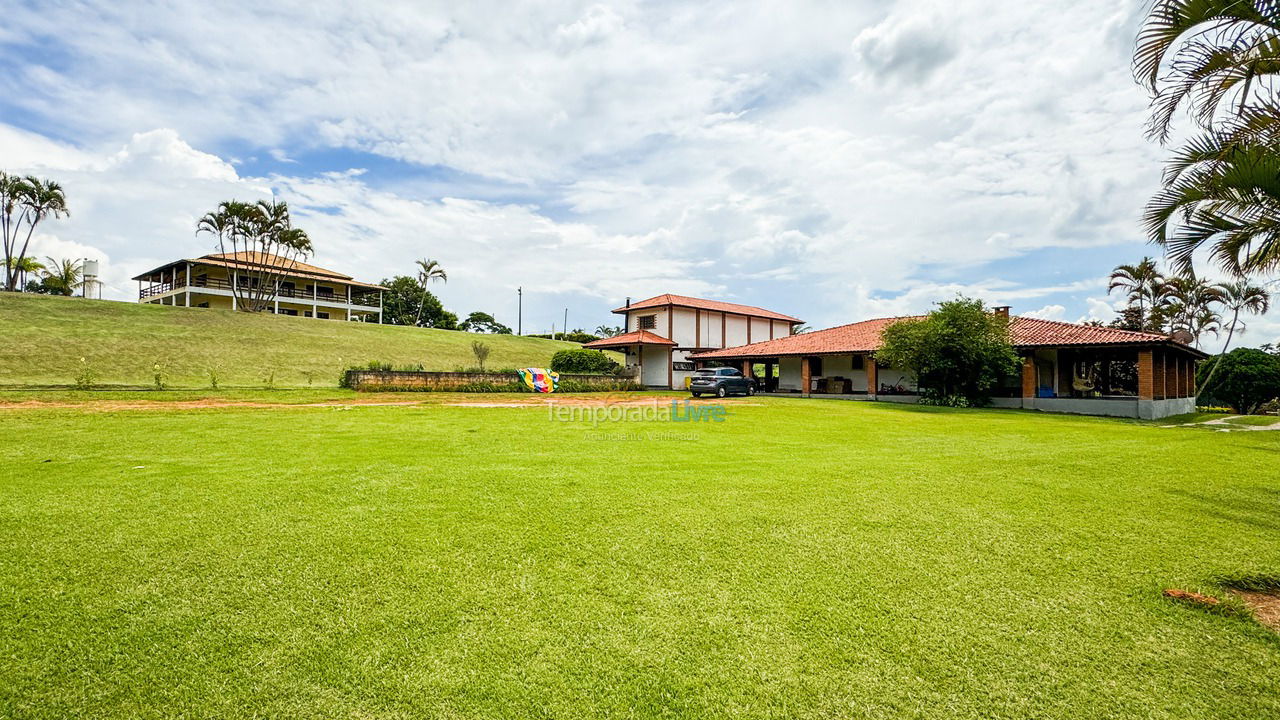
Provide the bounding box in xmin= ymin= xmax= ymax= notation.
xmin=518 ymin=368 xmax=560 ymax=393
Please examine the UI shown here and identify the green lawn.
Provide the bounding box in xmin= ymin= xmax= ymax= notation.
xmin=0 ymin=293 xmax=591 ymax=388
xmin=2 ymin=396 xmax=1278 ymax=718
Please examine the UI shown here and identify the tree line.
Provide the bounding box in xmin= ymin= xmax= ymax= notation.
xmin=1105 ymin=257 xmax=1270 ymax=349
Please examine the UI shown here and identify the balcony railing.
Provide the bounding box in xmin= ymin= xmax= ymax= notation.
xmin=139 ymin=276 xmax=380 ymax=306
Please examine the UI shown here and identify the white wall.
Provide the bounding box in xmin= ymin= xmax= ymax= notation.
xmin=875 ymin=364 xmax=916 ymax=393
xmin=749 ymin=317 xmax=770 ymax=343
xmin=671 ymin=307 xmax=697 ymax=346
xmin=628 ymin=307 xmax=669 ymax=335
xmin=778 ymin=357 xmax=803 ymax=391
xmin=724 ymin=314 xmax=749 ymax=347
xmin=640 ymin=345 xmax=669 ymax=386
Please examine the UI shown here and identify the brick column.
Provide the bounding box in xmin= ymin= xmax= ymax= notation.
xmin=1021 ymin=355 xmax=1036 ymax=398
xmin=801 ymin=356 xmax=812 ymax=397
xmin=742 ymin=359 xmax=753 ymax=377
xmin=1152 ymin=350 xmax=1166 ymax=400
xmin=867 ymin=356 xmax=878 ymax=395
xmin=1137 ymin=350 xmax=1154 ymax=400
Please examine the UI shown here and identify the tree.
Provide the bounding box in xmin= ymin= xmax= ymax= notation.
xmin=2 ymin=173 xmax=69 ymax=292
xmin=594 ymin=325 xmax=624 ymax=338
xmin=471 ymin=340 xmax=491 ymax=371
xmin=874 ymin=297 xmax=1020 ymax=406
xmin=1158 ymin=274 xmax=1225 ymax=345
xmin=1143 ymin=126 xmax=1280 ymax=276
xmin=196 ymin=199 xmax=314 ymax=312
xmin=7 ymin=255 xmax=44 ymax=289
xmin=550 ymin=348 xmax=621 ymax=374
xmin=460 ymin=311 xmax=512 ymax=334
xmin=378 ymin=275 xmax=458 ymax=329
xmin=1196 ymin=347 xmax=1280 ymax=414
xmin=1134 ymin=4 xmax=1280 ymax=277
xmin=36 ymin=257 xmax=83 ymax=296
xmin=1134 ymin=1 xmax=1280 ymax=145
xmin=414 ymin=258 xmax=447 ymax=325
xmin=1108 ymin=305 xmax=1150 ymax=332
xmin=1199 ymin=280 xmax=1271 ymax=392
xmin=1107 ymin=257 xmax=1166 ymax=330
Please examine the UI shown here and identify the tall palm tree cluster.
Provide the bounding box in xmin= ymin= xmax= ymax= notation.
xmin=1 ymin=171 xmax=69 ymax=292
xmin=1109 ymin=257 xmax=1271 ymax=347
xmin=1135 ymin=1 xmax=1280 ymax=277
xmin=196 ymin=199 xmax=314 ymax=313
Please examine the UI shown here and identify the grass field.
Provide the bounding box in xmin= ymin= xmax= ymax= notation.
xmin=0 ymin=293 xmax=589 ymax=388
xmin=2 ymin=395 xmax=1279 ymax=718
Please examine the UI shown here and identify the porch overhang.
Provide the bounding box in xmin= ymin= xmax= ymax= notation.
xmin=583 ymin=330 xmax=676 ymax=350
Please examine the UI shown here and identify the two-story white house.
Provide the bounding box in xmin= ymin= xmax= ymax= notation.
xmin=583 ymin=294 xmax=802 ymax=389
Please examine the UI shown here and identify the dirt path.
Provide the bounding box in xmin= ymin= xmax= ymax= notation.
xmin=1196 ymin=415 xmax=1280 ymax=431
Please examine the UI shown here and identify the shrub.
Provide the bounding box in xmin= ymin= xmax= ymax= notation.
xmin=1196 ymin=348 xmax=1280 ymax=414
xmin=550 ymin=349 xmax=621 ymax=374
xmin=73 ymin=357 xmax=97 ymax=390
xmin=875 ymin=297 xmax=1019 ymax=406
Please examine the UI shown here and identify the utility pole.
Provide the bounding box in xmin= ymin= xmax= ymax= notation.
xmin=563 ymin=308 xmax=568 ymax=340
xmin=517 ymin=286 xmax=522 ymax=336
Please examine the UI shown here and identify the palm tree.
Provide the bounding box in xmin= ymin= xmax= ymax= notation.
xmin=39 ymin=257 xmax=83 ymax=296
xmin=1134 ymin=3 xmax=1280 ymax=278
xmin=1160 ymin=274 xmax=1226 ymax=345
xmin=1199 ymin=281 xmax=1273 ymax=396
xmin=196 ymin=199 xmax=313 ymax=312
xmin=1134 ymin=1 xmax=1280 ymax=144
xmin=1143 ymin=122 xmax=1280 ymax=276
xmin=7 ymin=256 xmax=45 ymax=288
xmin=3 ymin=176 xmax=69 ymax=291
xmin=1218 ymin=279 xmax=1272 ymax=337
xmin=1107 ymin=258 xmax=1166 ymax=329
xmin=414 ymin=258 xmax=447 ymax=325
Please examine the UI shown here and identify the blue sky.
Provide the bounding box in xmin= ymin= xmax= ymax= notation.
xmin=2 ymin=0 xmax=1275 ymax=344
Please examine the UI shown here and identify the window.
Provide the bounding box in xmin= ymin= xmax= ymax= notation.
xmin=719 ymin=368 xmax=742 ymax=377
xmin=808 ymin=357 xmax=823 ymax=376
xmin=279 ymin=308 xmax=298 ymax=316
xmin=316 ymin=311 xmax=329 ymax=319
xmin=673 ymin=362 xmax=695 ymax=371
xmin=196 ymin=302 xmax=210 ymax=309
xmin=637 ymin=314 xmax=657 ymax=330
xmin=850 ymin=355 xmax=864 ymax=370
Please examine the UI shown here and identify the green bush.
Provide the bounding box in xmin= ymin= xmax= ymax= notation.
xmin=550 ymin=349 xmax=621 ymax=374
xmin=874 ymin=297 xmax=1019 ymax=406
xmin=1196 ymin=348 xmax=1280 ymax=414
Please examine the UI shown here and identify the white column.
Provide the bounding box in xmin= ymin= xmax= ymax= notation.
xmin=346 ymin=285 xmax=352 ymax=321
xmin=231 ymin=273 xmax=237 ymax=311
xmin=184 ymin=263 xmax=190 ymax=307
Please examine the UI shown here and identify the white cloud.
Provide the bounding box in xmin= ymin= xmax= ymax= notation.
xmin=1024 ymin=304 xmax=1066 ymax=321
xmin=3 ymin=0 xmax=1264 ymax=334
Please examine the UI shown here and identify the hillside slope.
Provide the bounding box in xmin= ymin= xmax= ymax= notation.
xmin=0 ymin=294 xmax=593 ymax=387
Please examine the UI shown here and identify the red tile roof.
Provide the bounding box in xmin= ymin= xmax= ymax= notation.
xmin=583 ymin=330 xmax=676 ymax=349
xmin=613 ymin=294 xmax=801 ymax=323
xmin=690 ymin=315 xmax=1205 ymax=359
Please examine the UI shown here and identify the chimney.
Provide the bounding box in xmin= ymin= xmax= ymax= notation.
xmin=625 ymin=296 xmax=631 ymax=307
xmin=993 ymin=305 xmax=1011 ymax=318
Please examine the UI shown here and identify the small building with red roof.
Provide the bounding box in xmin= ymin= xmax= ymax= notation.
xmin=583 ymin=293 xmax=802 ymax=388
xmin=687 ymin=306 xmax=1206 ymax=419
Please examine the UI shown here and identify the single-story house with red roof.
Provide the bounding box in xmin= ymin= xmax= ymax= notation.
xmin=688 ymin=306 xmax=1207 ymax=420
xmin=583 ymin=294 xmax=803 ymax=388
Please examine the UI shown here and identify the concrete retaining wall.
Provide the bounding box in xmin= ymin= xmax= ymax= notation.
xmin=346 ymin=370 xmax=640 ymax=392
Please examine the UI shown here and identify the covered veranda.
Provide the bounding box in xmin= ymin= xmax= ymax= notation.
xmin=582 ymin=330 xmax=675 ymax=388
